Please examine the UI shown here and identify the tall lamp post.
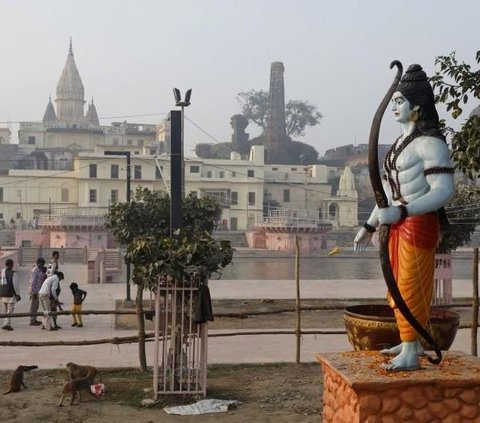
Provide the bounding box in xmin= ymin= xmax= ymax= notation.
xmin=104 ymin=150 xmax=132 ymax=304
xmin=173 ymin=88 xmax=192 ymax=196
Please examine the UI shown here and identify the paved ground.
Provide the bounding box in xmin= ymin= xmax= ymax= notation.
xmin=0 ymin=263 xmax=475 ymax=369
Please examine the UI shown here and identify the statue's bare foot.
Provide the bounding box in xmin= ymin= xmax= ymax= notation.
xmin=416 ymin=341 xmax=425 ymax=356
xmin=381 ymin=341 xmax=420 ymax=371
xmin=380 ymin=343 xmax=402 ymax=355
xmin=381 ymin=340 xmax=424 ymax=356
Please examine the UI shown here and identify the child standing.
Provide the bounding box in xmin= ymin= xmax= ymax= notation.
xmin=69 ymin=283 xmax=87 ymax=328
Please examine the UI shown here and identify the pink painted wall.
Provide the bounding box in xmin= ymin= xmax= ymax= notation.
xmin=49 ymin=231 xmax=109 ymax=249
xmin=247 ymin=229 xmax=326 ymax=253
xmin=246 ymin=230 xmax=267 ymax=249
xmin=15 ymin=230 xmax=50 ymax=247
xmin=14 ymin=229 xmax=112 ymax=249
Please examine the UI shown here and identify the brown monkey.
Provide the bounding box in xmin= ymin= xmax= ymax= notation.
xmin=66 ymin=362 xmax=97 ymax=382
xmin=58 ymin=368 xmax=97 ymax=406
xmin=4 ymin=365 xmax=38 ymax=394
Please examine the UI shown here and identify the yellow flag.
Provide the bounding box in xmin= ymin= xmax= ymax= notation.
xmin=328 ymin=246 xmax=342 ymax=256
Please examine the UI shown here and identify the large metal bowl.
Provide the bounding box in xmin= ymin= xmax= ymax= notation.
xmin=344 ymin=304 xmax=459 ymax=351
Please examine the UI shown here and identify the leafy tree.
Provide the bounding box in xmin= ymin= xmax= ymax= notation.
xmin=104 ymin=187 xmax=233 ymax=371
xmin=237 ymin=89 xmax=322 ymax=137
xmin=237 ymin=90 xmax=269 ymax=133
xmin=431 ymin=51 xmax=480 ymax=251
xmin=105 ymin=187 xmax=230 ymax=284
xmin=431 ymin=50 xmax=480 ymax=178
xmin=287 ymin=140 xmax=319 ymax=164
xmin=286 ymin=100 xmax=323 ymax=137
xmin=439 ymin=184 xmax=480 ymax=253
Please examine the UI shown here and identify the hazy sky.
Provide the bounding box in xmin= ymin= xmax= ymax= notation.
xmin=0 ymin=0 xmax=478 ymax=157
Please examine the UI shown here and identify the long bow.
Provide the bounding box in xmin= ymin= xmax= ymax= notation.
xmin=368 ymin=60 xmax=442 ymax=365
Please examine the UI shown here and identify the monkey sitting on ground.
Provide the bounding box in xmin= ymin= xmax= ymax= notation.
xmin=58 ymin=367 xmax=98 ymax=406
xmin=4 ymin=365 xmax=38 ymax=394
xmin=66 ymin=362 xmax=97 ymax=382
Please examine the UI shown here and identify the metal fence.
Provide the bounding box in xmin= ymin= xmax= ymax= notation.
xmin=153 ymin=276 xmax=208 ymax=396
xmin=18 ymin=247 xmax=88 ymax=265
xmin=433 ymin=254 xmax=453 ymax=305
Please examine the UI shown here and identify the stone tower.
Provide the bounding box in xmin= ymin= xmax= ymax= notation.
xmin=55 ymin=39 xmax=85 ymax=123
xmin=265 ymin=62 xmax=290 ymax=164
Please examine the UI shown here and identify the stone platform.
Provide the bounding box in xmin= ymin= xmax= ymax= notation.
xmin=317 ymin=351 xmax=480 ymax=423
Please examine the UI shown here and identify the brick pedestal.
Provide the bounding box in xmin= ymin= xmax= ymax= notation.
xmin=317 ymin=351 xmax=480 ymax=423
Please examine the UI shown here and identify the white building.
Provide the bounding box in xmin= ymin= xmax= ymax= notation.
xmin=0 ymin=41 xmax=359 ymax=243
xmin=18 ymin=40 xmax=157 ymax=155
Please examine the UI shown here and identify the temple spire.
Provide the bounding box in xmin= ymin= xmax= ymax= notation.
xmin=55 ymin=38 xmax=85 ymax=122
xmin=86 ymin=97 xmax=99 ymax=126
xmin=42 ymin=96 xmax=57 ymax=124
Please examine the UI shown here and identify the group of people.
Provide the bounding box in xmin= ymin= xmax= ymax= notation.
xmin=0 ymin=250 xmax=87 ymax=331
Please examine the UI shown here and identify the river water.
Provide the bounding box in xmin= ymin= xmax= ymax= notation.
xmin=219 ymin=256 xmax=475 ymax=280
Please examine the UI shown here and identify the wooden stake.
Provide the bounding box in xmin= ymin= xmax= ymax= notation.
xmin=472 ymin=247 xmax=479 ymax=357
xmin=295 ymin=235 xmax=301 ymax=365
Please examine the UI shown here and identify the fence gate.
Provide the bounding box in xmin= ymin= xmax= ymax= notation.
xmin=153 ymin=276 xmax=208 ymax=397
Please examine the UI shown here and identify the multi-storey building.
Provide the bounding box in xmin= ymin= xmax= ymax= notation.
xmin=0 ymin=42 xmax=359 ymax=248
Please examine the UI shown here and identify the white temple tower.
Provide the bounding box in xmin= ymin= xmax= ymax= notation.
xmin=54 ymin=39 xmax=85 ymax=124
xmin=337 ymin=166 xmax=358 ymax=199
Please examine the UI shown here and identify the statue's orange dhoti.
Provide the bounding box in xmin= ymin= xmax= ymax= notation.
xmin=387 ymin=212 xmax=439 ymax=342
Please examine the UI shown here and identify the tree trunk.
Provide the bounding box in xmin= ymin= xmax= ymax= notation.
xmin=136 ymin=283 xmax=147 ymax=372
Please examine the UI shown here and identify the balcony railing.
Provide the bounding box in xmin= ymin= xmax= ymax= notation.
xmin=38 ymin=207 xmax=108 ymax=228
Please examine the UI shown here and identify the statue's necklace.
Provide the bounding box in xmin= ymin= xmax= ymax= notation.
xmin=384 ymin=131 xmax=421 ymax=202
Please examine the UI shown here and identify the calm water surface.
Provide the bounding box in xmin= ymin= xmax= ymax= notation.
xmin=220 ymin=256 xmax=474 ymax=280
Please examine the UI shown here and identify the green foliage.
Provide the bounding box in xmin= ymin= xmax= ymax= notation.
xmin=195 ymin=136 xmax=319 ymax=164
xmin=236 ymin=89 xmax=322 ymax=137
xmin=105 ymin=187 xmax=233 ymax=288
xmin=195 ymin=142 xmax=235 ymax=159
xmin=105 ymin=188 xmax=170 ymax=245
xmin=195 ymin=143 xmax=216 ymax=159
xmin=431 ymin=51 xmax=480 ymax=119
xmin=431 ymin=50 xmax=480 ymax=178
xmin=237 ymin=90 xmax=269 ymax=133
xmin=438 ymin=184 xmax=480 ymax=253
xmin=287 ymin=141 xmax=319 ymax=164
xmin=450 ymin=115 xmax=480 ymax=179
xmin=285 ymin=100 xmax=323 ymax=137
xmin=127 ymin=231 xmax=234 ymax=289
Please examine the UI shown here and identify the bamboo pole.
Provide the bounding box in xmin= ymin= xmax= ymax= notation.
xmin=295 ymin=235 xmax=301 ymax=365
xmin=0 ymin=309 xmax=138 ymax=318
xmin=472 ymin=247 xmax=479 ymax=357
xmin=0 ymin=329 xmax=347 ymax=347
xmin=0 ymin=333 xmax=156 ymax=347
xmin=209 ymin=329 xmax=346 ymax=337
xmin=2 ymin=301 xmax=474 ymax=321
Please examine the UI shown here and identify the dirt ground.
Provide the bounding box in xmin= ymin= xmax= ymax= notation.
xmin=1 ymin=298 xmax=471 ymax=422
xmin=0 ymin=364 xmax=322 ymax=423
